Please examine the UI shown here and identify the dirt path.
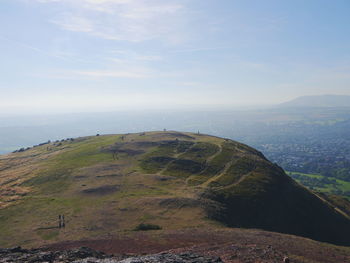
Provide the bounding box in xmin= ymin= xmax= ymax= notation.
xmin=314 ymin=192 xmax=350 ymax=219
xmin=201 ymin=159 xmax=235 ymax=187
xmin=157 ymin=142 xmax=199 ymax=175
xmin=206 ymin=142 xmax=223 ymax=163
xmin=201 ymin=145 xmax=262 ymax=187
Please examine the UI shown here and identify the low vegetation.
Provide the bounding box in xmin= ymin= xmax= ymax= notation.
xmin=288 ymin=171 xmax=350 ymax=198
xmin=134 ymin=223 xmax=162 ymax=231
xmin=0 ymin=131 xmax=350 ymax=249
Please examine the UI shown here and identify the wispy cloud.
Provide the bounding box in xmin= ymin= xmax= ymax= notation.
xmin=30 ymin=68 xmax=153 ymax=80
xmin=36 ymin=0 xmax=187 ymax=43
xmin=107 ymin=49 xmax=163 ymax=64
xmin=170 ymin=46 xmax=231 ymax=53
xmin=0 ymin=35 xmax=75 ymax=61
xmin=73 ymin=69 xmax=150 ymax=78
xmin=51 ymin=15 xmax=94 ymax=32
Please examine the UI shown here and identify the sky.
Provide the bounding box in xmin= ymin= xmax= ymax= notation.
xmin=1 ymin=0 xmax=350 ymax=114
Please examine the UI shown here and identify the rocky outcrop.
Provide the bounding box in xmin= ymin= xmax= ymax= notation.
xmin=0 ymin=246 xmax=106 ymax=263
xmin=74 ymin=252 xmax=221 ymax=263
xmin=0 ymin=247 xmax=222 ymax=263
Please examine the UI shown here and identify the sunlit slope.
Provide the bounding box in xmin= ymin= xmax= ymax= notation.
xmin=0 ymin=131 xmax=350 ymax=247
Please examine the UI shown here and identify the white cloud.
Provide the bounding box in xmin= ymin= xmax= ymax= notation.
xmin=51 ymin=15 xmax=94 ymax=32
xmin=37 ymin=0 xmax=187 ymax=43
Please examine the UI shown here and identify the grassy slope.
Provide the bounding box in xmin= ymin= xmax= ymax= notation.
xmin=0 ymin=131 xmax=350 ymax=249
xmin=0 ymin=132 xmax=219 ymax=247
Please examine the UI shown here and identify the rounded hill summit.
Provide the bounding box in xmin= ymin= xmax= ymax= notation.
xmin=0 ymin=131 xmax=349 ymax=247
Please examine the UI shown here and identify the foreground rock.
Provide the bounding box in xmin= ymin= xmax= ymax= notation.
xmin=0 ymin=247 xmax=222 ymax=263
xmin=0 ymin=247 xmax=106 ymax=263
xmin=74 ymin=252 xmax=221 ymax=263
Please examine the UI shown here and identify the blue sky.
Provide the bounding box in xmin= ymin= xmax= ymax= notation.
xmin=1 ymin=0 xmax=350 ymax=113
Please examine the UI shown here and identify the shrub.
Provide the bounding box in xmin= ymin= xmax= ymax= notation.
xmin=134 ymin=223 xmax=162 ymax=231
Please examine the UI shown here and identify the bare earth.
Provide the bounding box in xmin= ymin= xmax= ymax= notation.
xmin=44 ymin=228 xmax=350 ymax=263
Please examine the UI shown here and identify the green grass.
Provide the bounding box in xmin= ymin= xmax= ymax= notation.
xmin=288 ymin=171 xmax=350 ymax=198
xmin=164 ymin=159 xmax=205 ymax=178
xmin=36 ymin=229 xmax=59 ymax=240
xmin=0 ymin=195 xmax=96 ymax=246
xmin=117 ymin=187 xmax=170 ymax=198
xmin=179 ymin=142 xmax=219 ymax=162
xmin=162 ymin=142 xmax=220 ymax=178
xmin=203 ymin=146 xmax=233 ymax=175
xmin=2 ymin=131 xmax=350 ymax=247
xmin=176 ymin=141 xmax=195 ymax=153
xmin=210 ymin=157 xmax=255 ymax=187
xmin=217 ymin=162 xmax=277 ymax=199
xmin=139 ymin=140 xmax=194 ymax=173
xmin=188 ymin=143 xmax=236 ymax=186
xmin=140 ymin=156 xmax=175 ymax=173
xmin=22 ymin=136 xmax=120 ymax=193
xmin=288 ymin=171 xmax=323 ymax=179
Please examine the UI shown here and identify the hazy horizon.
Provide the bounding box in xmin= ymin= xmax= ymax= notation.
xmin=1 ymin=0 xmax=350 ymax=115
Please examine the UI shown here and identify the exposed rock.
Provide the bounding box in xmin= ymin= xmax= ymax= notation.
xmin=0 ymin=246 xmax=106 ymax=263
xmin=74 ymin=252 xmax=221 ymax=263
xmin=0 ymin=247 xmax=222 ymax=263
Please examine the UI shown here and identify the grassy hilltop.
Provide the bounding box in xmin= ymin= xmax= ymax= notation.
xmin=1 ymin=131 xmax=350 ymax=248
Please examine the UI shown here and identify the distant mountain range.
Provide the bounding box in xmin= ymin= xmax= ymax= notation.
xmin=279 ymin=95 xmax=350 ymax=108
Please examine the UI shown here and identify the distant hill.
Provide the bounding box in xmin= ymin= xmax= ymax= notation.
xmin=279 ymin=95 xmax=350 ymax=108
xmin=1 ymin=131 xmax=350 ymax=248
